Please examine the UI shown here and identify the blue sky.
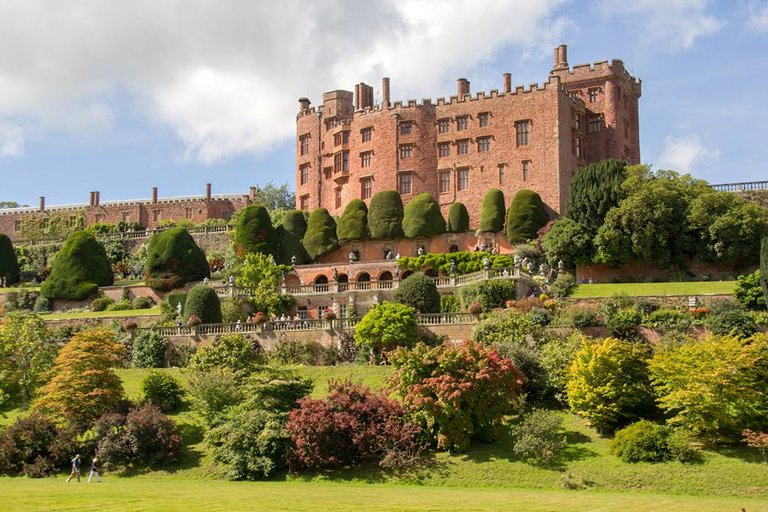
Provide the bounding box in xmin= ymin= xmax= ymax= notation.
xmin=0 ymin=0 xmax=766 ymax=207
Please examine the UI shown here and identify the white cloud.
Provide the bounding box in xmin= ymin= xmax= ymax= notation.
xmin=599 ymin=0 xmax=722 ymax=49
xmin=0 ymin=122 xmax=25 ymax=158
xmin=657 ymin=134 xmax=720 ymax=172
xmin=748 ymin=2 xmax=768 ymax=31
xmin=0 ymin=0 xmax=569 ymax=164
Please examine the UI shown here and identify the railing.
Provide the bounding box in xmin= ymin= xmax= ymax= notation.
xmin=710 ymin=181 xmax=768 ymax=192
xmin=15 ymin=224 xmax=233 ymax=245
xmin=416 ymin=312 xmax=477 ymax=325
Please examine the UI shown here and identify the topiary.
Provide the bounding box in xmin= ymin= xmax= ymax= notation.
xmin=0 ymin=233 xmax=20 ymax=286
xmin=368 ymin=190 xmax=405 ymax=239
xmin=337 ymin=199 xmax=368 ymax=242
xmin=447 ymin=202 xmax=470 ymax=233
xmin=479 ymin=189 xmax=506 ymax=233
xmin=183 ymin=284 xmax=223 ymax=325
xmin=393 ymin=272 xmax=441 ymax=313
xmin=234 ymin=205 xmax=278 ymax=259
xmin=402 ymin=193 xmax=446 ymax=238
xmin=276 ymin=210 xmax=309 ymax=265
xmin=302 ymin=208 xmax=339 ymax=260
xmin=144 ymin=227 xmax=209 ymax=291
xmin=40 ymin=231 xmax=114 ymax=300
xmin=506 ymin=190 xmax=549 ymax=243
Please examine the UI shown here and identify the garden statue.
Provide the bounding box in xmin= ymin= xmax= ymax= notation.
xmin=514 ymin=254 xmax=521 ymax=267
xmin=395 ymin=266 xmax=401 ymax=278
xmin=417 ymin=246 xmax=425 ymax=256
xmin=539 ymin=263 xmax=546 ymax=276
xmin=450 ymin=259 xmax=456 ymax=275
xmin=291 ymin=255 xmax=297 ymax=265
xmin=558 ymin=259 xmax=565 ymax=272
xmin=348 ymin=250 xmax=357 ymax=263
xmin=203 ymin=277 xmax=209 ymax=285
xmin=228 ymin=275 xmax=235 ymax=286
xmin=176 ymin=301 xmax=182 ymax=318
xmin=395 ymin=252 xmax=401 ymax=261
xmin=483 ymin=256 xmax=490 ymax=270
xmin=332 ymin=267 xmax=338 ymax=281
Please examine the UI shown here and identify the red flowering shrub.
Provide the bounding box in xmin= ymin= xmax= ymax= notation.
xmin=468 ymin=302 xmax=483 ymax=316
xmin=322 ymin=310 xmax=337 ymax=321
xmin=743 ymin=429 xmax=768 ymax=462
xmin=389 ymin=341 xmax=523 ymax=452
xmin=286 ymin=380 xmax=425 ymax=470
xmin=692 ymin=307 xmax=711 ymax=319
xmin=187 ymin=314 xmax=202 ymax=327
xmin=253 ymin=312 xmax=267 ymax=325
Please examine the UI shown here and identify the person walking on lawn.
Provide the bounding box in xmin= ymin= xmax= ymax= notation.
xmin=87 ymin=457 xmax=101 ymax=483
xmin=66 ymin=454 xmax=81 ymax=482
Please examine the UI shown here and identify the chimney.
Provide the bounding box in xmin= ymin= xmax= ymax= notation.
xmin=205 ymin=183 xmax=212 ymax=200
xmin=354 ymin=84 xmax=361 ymax=110
xmin=89 ymin=191 xmax=95 ymax=207
xmin=94 ymin=191 xmax=100 ymax=207
xmin=151 ymin=187 xmax=158 ymax=204
xmin=39 ymin=196 xmax=45 ymax=212
xmin=298 ymin=97 xmax=311 ymax=112
xmin=502 ymin=73 xmax=512 ymax=93
xmin=249 ymin=186 xmax=257 ymax=201
xmin=553 ymin=44 xmax=568 ymax=70
xmin=457 ymin=78 xmax=470 ymax=97
xmin=381 ymin=77 xmax=390 ymax=106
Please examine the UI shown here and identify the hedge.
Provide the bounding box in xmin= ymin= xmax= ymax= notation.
xmin=761 ymin=233 xmax=768 ymax=308
xmin=303 ymin=208 xmax=339 ymax=260
xmin=234 ymin=205 xmax=278 ymax=259
xmin=40 ymin=231 xmax=113 ymax=300
xmin=447 ymin=202 xmax=470 ymax=233
xmin=506 ymin=189 xmax=548 ymax=243
xmin=479 ymin=189 xmax=506 ymax=233
xmin=144 ymin=227 xmax=210 ymax=291
xmin=337 ymin=199 xmax=369 ymax=242
xmin=457 ymin=279 xmax=517 ymax=311
xmin=183 ymin=284 xmax=223 ymax=324
xmin=0 ymin=233 xmax=20 ymax=285
xmin=393 ymin=271 xmax=441 ymax=313
xmin=402 ymin=193 xmax=445 ymax=238
xmin=277 ymin=210 xmax=309 ymax=265
xmin=368 ymin=191 xmax=404 ymax=239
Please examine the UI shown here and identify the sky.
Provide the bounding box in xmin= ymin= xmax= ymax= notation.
xmin=0 ymin=0 xmax=766 ymax=207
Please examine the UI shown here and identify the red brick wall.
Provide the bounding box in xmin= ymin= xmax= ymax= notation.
xmin=576 ymin=259 xmax=754 ymax=284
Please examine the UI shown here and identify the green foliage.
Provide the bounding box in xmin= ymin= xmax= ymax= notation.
xmin=32 ymin=295 xmax=51 ymax=313
xmin=367 ymin=191 xmax=405 ymax=239
xmin=393 ymin=271 xmax=441 ymax=313
xmin=458 ymin=279 xmax=517 ymax=311
xmin=479 ymin=189 xmax=506 ymax=233
xmin=447 ymin=202 xmax=470 ymax=232
xmin=647 ymin=309 xmax=692 ymax=331
xmin=548 ymin=273 xmax=575 ymax=298
xmin=336 ymin=199 xmax=368 ymax=242
xmin=542 ymin=219 xmax=594 ymax=269
xmin=762 ymin=233 xmax=768 ymax=308
xmin=510 ymin=410 xmax=567 ymax=464
xmin=132 ymin=330 xmax=167 ymax=369
xmin=506 ymin=190 xmax=548 ymax=243
xmin=440 ymin=294 xmax=460 ymax=313
xmin=40 ymin=230 xmax=114 ymax=300
xmin=705 ymin=300 xmax=758 ymax=338
xmin=183 ymin=284 xmax=222 ymax=325
xmin=650 ymin=334 xmax=768 ymax=441
xmin=233 ymin=205 xmax=278 ymax=259
xmin=472 ymin=310 xmax=540 ymax=347
xmin=540 ymin=333 xmax=585 ymax=405
xmin=90 ymin=296 xmax=114 ymax=312
xmin=354 ymin=302 xmax=419 ymax=352
xmin=0 ymin=234 xmax=20 ymax=285
xmin=237 ymin=252 xmax=294 ymax=316
xmin=567 ymin=338 xmax=655 ymax=433
xmin=17 ymin=210 xmax=86 ymax=241
xmin=14 ymin=242 xmax=60 ymax=282
xmin=189 ymin=333 xmax=264 ymax=377
xmin=566 ymin=158 xmax=627 ymax=234
xmin=248 ymin=182 xmax=295 ymax=211
xmin=141 ymin=372 xmax=185 ymax=412
xmin=402 ymin=193 xmax=446 ymax=238
xmin=605 ymin=307 xmax=642 ymax=339
xmin=144 ymin=227 xmax=209 ymax=291
xmin=734 ymin=270 xmax=767 ymax=310
xmin=269 ymin=339 xmax=340 ymax=366
xmin=610 ymin=420 xmax=675 ymax=463
xmin=188 ymin=369 xmax=243 ymax=424
xmin=276 ymin=210 xmax=309 ymax=265
xmin=302 ymin=208 xmax=339 ymax=260
xmin=221 ymin=298 xmax=248 ymax=323
xmin=397 ymin=251 xmax=515 ymax=276
xmin=132 ymin=296 xmax=154 ymax=310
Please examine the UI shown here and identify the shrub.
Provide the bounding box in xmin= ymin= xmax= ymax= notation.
xmin=32 ymin=295 xmax=52 ymax=313
xmin=397 ymin=251 xmax=516 ymax=276
xmin=188 ymin=369 xmax=243 ymax=423
xmin=492 ymin=342 xmax=548 ymax=404
xmin=183 ymin=284 xmax=222 ymax=325
xmin=189 ymin=333 xmax=264 ymax=377
xmin=90 ymin=296 xmax=114 ymax=311
xmin=447 ymin=202 xmax=470 ymax=232
xmin=233 ymin=205 xmax=278 ymax=259
xmin=141 ymin=372 xmax=185 ymax=412
xmin=354 ymin=302 xmax=419 ymax=352
xmin=506 ymin=190 xmax=548 ymax=243
xmin=610 ymin=420 xmax=672 ymax=463
xmin=132 ymin=330 xmax=167 ymax=368
xmin=734 ymin=270 xmax=767 ymax=310
xmin=132 ymin=296 xmax=154 ymax=310
xmin=604 ymin=306 xmax=642 ymax=339
xmin=276 ymin=209 xmax=309 ymax=265
xmin=743 ymin=429 xmax=768 ymax=462
xmin=221 ymin=298 xmax=248 ymax=323
xmin=472 ymin=310 xmax=540 ymax=348
xmin=166 ymin=292 xmax=187 ymax=313
xmin=468 ymin=301 xmax=483 ymax=316
xmin=367 ymin=190 xmax=404 ymax=239
xmin=540 ymin=218 xmax=593 ymax=269
xmin=705 ymin=300 xmax=758 ymax=338
xmin=548 ymin=273 xmax=575 ymax=298
xmin=570 ymin=309 xmax=600 ymax=328
xmin=393 ymin=271 xmax=441 ymax=313
xmin=440 ymin=294 xmax=460 ymax=313
xmin=458 ymin=279 xmax=517 ymax=312
xmin=286 ymin=380 xmax=425 ymax=470
xmin=106 ymin=300 xmax=133 ymax=311
xmin=540 ymin=333 xmax=585 ymax=404
xmin=510 ymin=410 xmax=567 ymax=464
xmin=270 ymin=339 xmax=340 ymax=366
xmin=566 ymin=158 xmax=627 ymax=235
xmin=0 ymin=233 xmax=20 ymax=286
xmin=647 ymin=308 xmax=692 ymax=331
xmin=402 ymin=193 xmax=445 ymax=238
xmin=40 ymin=231 xmax=114 ymax=300
xmin=302 ymin=208 xmax=339 ymax=260
xmin=144 ymin=228 xmax=209 ymax=291
xmin=187 ymin=314 xmax=202 ymax=327
xmin=762 ymin=233 xmax=768 ymax=308
xmin=336 ymin=199 xmax=368 ymax=242
xmin=478 ymin=188 xmax=505 ymax=233
xmin=0 ymin=413 xmax=83 ymax=477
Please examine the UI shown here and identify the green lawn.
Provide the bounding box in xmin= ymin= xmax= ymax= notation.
xmin=41 ymin=307 xmax=161 ymax=320
xmin=570 ymin=281 xmax=736 ymax=298
xmin=0 ymin=286 xmax=40 ymax=294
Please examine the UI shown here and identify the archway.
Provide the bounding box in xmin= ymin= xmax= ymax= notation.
xmin=424 ymin=268 xmax=438 ymax=278
xmin=378 ymin=271 xmax=393 ymax=289
xmin=356 ymin=272 xmax=371 ymax=290
xmin=337 ymin=273 xmax=349 ymax=291
xmin=284 ymin=273 xmax=301 ymax=292
xmin=401 ymin=270 xmax=414 ymax=280
xmin=314 ymin=274 xmax=329 ymax=292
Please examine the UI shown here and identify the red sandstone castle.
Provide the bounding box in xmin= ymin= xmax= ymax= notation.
xmin=295 ymin=45 xmax=641 ymax=221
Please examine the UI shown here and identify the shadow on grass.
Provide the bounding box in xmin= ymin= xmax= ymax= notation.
xmin=710 ymin=444 xmax=765 ymax=464
xmin=287 ymin=452 xmax=451 ymax=484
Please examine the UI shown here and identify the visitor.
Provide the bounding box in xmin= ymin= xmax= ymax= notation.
xmin=228 ymin=275 xmax=235 ymax=286
xmin=203 ymin=276 xmax=209 ymax=285
xmin=235 ymin=319 xmax=242 ymax=331
xmin=395 ymin=252 xmax=401 ymax=261
xmin=66 ymin=454 xmax=81 ymax=483
xmin=417 ymin=246 xmax=424 ymax=256
xmin=87 ymin=457 xmax=101 ymax=483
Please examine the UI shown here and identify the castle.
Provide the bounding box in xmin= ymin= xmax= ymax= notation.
xmin=295 ymin=44 xmax=641 ymax=221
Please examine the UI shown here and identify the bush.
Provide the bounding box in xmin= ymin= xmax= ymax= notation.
xmin=276 ymin=209 xmax=309 ymax=265
xmin=90 ymin=296 xmax=115 ymax=312
xmin=610 ymin=420 xmax=672 ymax=463
xmin=32 ymin=295 xmax=52 ymax=313
xmin=302 ymin=208 xmax=339 ymax=260
xmin=336 ymin=199 xmax=368 ymax=242
xmin=540 ymin=218 xmax=594 ymax=269
xmin=604 ymin=307 xmax=642 ymax=339
xmin=734 ymin=270 xmax=766 ymax=310
xmin=367 ymin=190 xmax=404 ymax=239
xmin=447 ymin=202 xmax=470 ymax=232
xmin=188 ymin=369 xmax=243 ymax=423
xmin=402 ymin=193 xmax=445 ymax=238
xmin=570 ymin=309 xmax=600 ymax=328
xmin=440 ymin=294 xmax=460 ymax=313
xmin=762 ymin=233 xmax=768 ymax=308
xmin=141 ymin=372 xmax=185 ymax=412
xmin=144 ymin=228 xmax=209 ymax=291
xmin=40 ymin=231 xmax=114 ymax=300
xmin=233 ymin=205 xmax=278 ymax=259
xmin=472 ymin=310 xmax=540 ymax=348
xmin=221 ymin=298 xmax=248 ymax=323
xmin=548 ymin=273 xmax=575 ymax=298
xmin=0 ymin=413 xmax=84 ymax=477
xmin=540 ymin=333 xmax=585 ymax=404
xmin=492 ymin=342 xmax=548 ymax=403
xmin=132 ymin=296 xmax=154 ymax=310
xmin=397 ymin=251 xmax=516 ymax=276
xmin=393 ymin=271 xmax=440 ymax=313
xmin=510 ymin=410 xmax=567 ymax=464
xmin=566 ymin=158 xmax=627 ymax=235
xmin=354 ymin=302 xmax=419 ymax=352
xmin=189 ymin=333 xmax=264 ymax=377
xmin=106 ymin=300 xmax=133 ymax=311
xmin=506 ymin=190 xmax=548 ymax=243
xmin=647 ymin=308 xmax=692 ymax=331
xmin=478 ymin=189 xmax=505 ymax=233
xmin=183 ymin=284 xmax=222 ymax=325
xmin=458 ymin=279 xmax=517 ymax=312
xmin=270 ymin=339 xmax=340 ymax=366
xmin=132 ymin=330 xmax=167 ymax=368
xmin=706 ymin=300 xmax=758 ymax=338
xmin=0 ymin=233 xmax=20 ymax=286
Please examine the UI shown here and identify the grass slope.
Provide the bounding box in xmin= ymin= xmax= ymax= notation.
xmin=571 ymin=281 xmax=736 ymax=298
xmin=42 ymin=307 xmax=161 ymax=320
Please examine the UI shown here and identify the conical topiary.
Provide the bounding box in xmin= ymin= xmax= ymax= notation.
xmin=144 ymin=227 xmax=210 ymax=291
xmin=506 ymin=190 xmax=549 ymax=243
xmin=337 ymin=199 xmax=368 ymax=242
xmin=303 ymin=208 xmax=339 ymax=260
xmin=183 ymin=284 xmax=222 ymax=324
xmin=234 ymin=204 xmax=278 ymax=259
xmin=368 ymin=190 xmax=404 ymax=239
xmin=0 ymin=233 xmax=20 ymax=286
xmin=447 ymin=202 xmax=470 ymax=233
xmin=277 ymin=210 xmax=309 ymax=265
xmin=402 ymin=193 xmax=445 ymax=238
xmin=479 ymin=188 xmax=506 ymax=233
xmin=40 ymin=231 xmax=114 ymax=300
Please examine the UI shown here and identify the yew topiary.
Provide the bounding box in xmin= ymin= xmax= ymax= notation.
xmin=0 ymin=233 xmax=20 ymax=286
xmin=402 ymin=193 xmax=445 ymax=238
xmin=40 ymin=231 xmax=113 ymax=300
xmin=368 ymin=191 xmax=404 ymax=239
xmin=144 ymin=227 xmax=209 ymax=291
xmin=393 ymin=272 xmax=441 ymax=313
xmin=337 ymin=199 xmax=368 ymax=242
xmin=276 ymin=210 xmax=309 ymax=265
xmin=234 ymin=205 xmax=278 ymax=259
xmin=479 ymin=189 xmax=506 ymax=233
xmin=183 ymin=284 xmax=222 ymax=325
xmin=447 ymin=202 xmax=470 ymax=233
xmin=303 ymin=208 xmax=339 ymax=260
xmin=506 ymin=190 xmax=549 ymax=243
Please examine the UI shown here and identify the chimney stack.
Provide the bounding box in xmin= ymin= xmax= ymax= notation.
xmin=553 ymin=44 xmax=568 ymax=70
xmin=249 ymin=186 xmax=257 ymax=201
xmin=354 ymin=84 xmax=361 ymax=110
xmin=381 ymin=77 xmax=390 ymax=106
xmin=89 ymin=191 xmax=95 ymax=207
xmin=356 ymin=83 xmax=373 ymax=110
xmin=298 ymin=97 xmax=311 ymax=112
xmin=94 ymin=191 xmax=100 ymax=207
xmin=152 ymin=187 xmax=158 ymax=204
xmin=39 ymin=196 xmax=45 ymax=212
xmin=502 ymin=73 xmax=512 ymax=93
xmin=206 ymin=183 xmax=212 ymax=200
xmin=457 ymin=78 xmax=470 ymax=97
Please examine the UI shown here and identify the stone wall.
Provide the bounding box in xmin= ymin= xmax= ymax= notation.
xmin=576 ymin=259 xmax=755 ymax=284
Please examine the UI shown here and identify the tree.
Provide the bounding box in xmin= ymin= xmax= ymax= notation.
xmin=237 ymin=252 xmax=294 ymax=316
xmin=0 ymin=313 xmax=57 ymax=409
xmin=131 ymin=330 xmax=167 ymax=369
xmin=0 ymin=201 xmax=20 ymax=209
xmin=457 ymin=279 xmax=518 ymax=312
xmin=276 ymin=210 xmax=309 ymax=265
xmin=248 ymin=182 xmax=295 ymax=210
xmin=354 ymin=303 xmax=419 ymax=352
xmin=368 ymin=191 xmax=404 ymax=239
xmin=302 ymin=208 xmax=339 ymax=260
xmin=34 ymin=327 xmax=126 ymax=429
xmin=762 ymin=233 xmax=768 ymax=308
xmin=566 ymin=158 xmax=627 ymax=235
xmin=234 ymin=205 xmax=278 ymax=259
xmin=540 ymin=218 xmax=593 ymax=269
xmin=0 ymin=234 xmax=20 ymax=286
xmin=447 ymin=202 xmax=470 ymax=233
xmin=393 ymin=272 xmax=440 ymax=313
xmin=39 ymin=230 xmax=113 ymax=300
xmin=336 ymin=199 xmax=368 ymax=242
xmin=402 ymin=193 xmax=445 ymax=238
xmin=478 ymin=189 xmax=505 ymax=233
xmin=189 ymin=333 xmax=264 ymax=378
xmin=506 ymin=190 xmax=548 ymax=243
xmin=144 ymin=227 xmax=209 ymax=291
xmin=734 ymin=270 xmax=767 ymax=310
xmin=183 ymin=284 xmax=222 ymax=324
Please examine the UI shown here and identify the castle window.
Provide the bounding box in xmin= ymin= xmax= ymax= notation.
xmin=457 ymin=139 xmax=469 ymax=155
xmin=438 ymin=142 xmax=450 ymax=158
xmin=477 ymin=136 xmax=491 ymax=153
xmin=456 ymin=116 xmax=468 ymax=131
xmin=400 ymin=121 xmax=412 ymax=135
xmin=361 ymin=178 xmax=372 ymax=199
xmin=498 ymin=164 xmax=506 ymax=185
xmin=438 ymin=118 xmax=450 ymax=133
xmin=522 ymin=161 xmax=530 ymax=181
xmin=515 ymin=120 xmax=529 ymax=146
xmin=588 ymin=88 xmax=598 ymax=102
xmin=300 ymin=195 xmax=310 ymax=210
xmin=361 ymin=127 xmax=372 ymax=142
xmin=42 ymin=218 xmax=50 ymax=230
xmin=14 ymin=220 xmax=21 ymax=232
xmin=400 ymin=144 xmax=413 ymax=159
xmin=324 ymin=167 xmax=332 ymax=180
xmin=479 ymin=112 xmax=489 ymax=127
xmin=575 ymin=137 xmax=583 ymax=158
xmin=300 ymin=163 xmax=310 ymax=185
xmin=457 ymin=168 xmax=469 ymax=191
xmin=588 ymin=115 xmax=602 ymax=133
xmin=121 ymin=211 xmax=130 ymax=222
xmin=153 ymin=210 xmax=161 ymax=222
xmin=439 ymin=171 xmax=451 ymax=193
xmin=575 ymin=113 xmax=581 ymax=130
xmin=334 ymin=131 xmax=350 ymax=146
xmin=361 ymin=151 xmax=372 ymax=168
xmin=185 ymin=208 xmax=193 ymax=219
xmin=335 ymin=188 xmax=342 ymax=209
xmin=398 ymin=173 xmax=412 ymax=194
xmin=297 ymin=306 xmax=308 ymax=320
xmin=624 ymin=119 xmax=629 ymax=138
xmin=300 ymin=133 xmax=310 ymax=155
xmin=334 ymin=151 xmax=349 ymax=172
